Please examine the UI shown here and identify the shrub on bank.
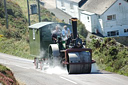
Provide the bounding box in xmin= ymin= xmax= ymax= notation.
xmin=87 ymin=37 xmax=128 ymax=76
xmin=0 ymin=64 xmax=19 ymax=85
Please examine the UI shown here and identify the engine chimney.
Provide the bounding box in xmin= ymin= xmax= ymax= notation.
xmin=71 ymin=18 xmax=77 ymax=39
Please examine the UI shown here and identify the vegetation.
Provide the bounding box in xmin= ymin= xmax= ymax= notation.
xmin=0 ymin=64 xmax=19 ymax=85
xmin=114 ymin=36 xmax=128 ymax=46
xmin=0 ymin=0 xmax=31 ymax=59
xmin=87 ymin=36 xmax=128 ymax=76
xmin=0 ymin=37 xmax=31 ymax=59
xmin=77 ymin=20 xmax=88 ymax=40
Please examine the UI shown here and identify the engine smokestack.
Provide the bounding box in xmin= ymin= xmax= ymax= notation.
xmin=71 ymin=18 xmax=77 ymax=39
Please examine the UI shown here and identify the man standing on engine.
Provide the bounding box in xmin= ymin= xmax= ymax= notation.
xmin=62 ymin=25 xmax=71 ymax=40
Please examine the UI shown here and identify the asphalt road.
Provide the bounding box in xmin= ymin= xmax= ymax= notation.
xmin=0 ymin=53 xmax=128 ymax=85
xmin=41 ymin=0 xmax=71 ymax=23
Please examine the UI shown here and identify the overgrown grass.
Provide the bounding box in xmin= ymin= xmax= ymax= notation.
xmin=0 ymin=37 xmax=34 ymax=59
xmin=0 ymin=64 xmax=10 ymax=72
xmin=0 ymin=0 xmax=32 ymax=59
xmin=87 ymin=36 xmax=128 ymax=76
xmin=13 ymin=0 xmax=28 ymax=18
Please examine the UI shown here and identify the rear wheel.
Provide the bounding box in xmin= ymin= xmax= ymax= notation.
xmin=48 ymin=44 xmax=60 ymax=66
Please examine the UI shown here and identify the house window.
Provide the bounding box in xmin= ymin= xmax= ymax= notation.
xmin=107 ymin=30 xmax=119 ymax=36
xmin=87 ymin=16 xmax=89 ymax=20
xmin=124 ymin=0 xmax=128 ymax=2
xmin=107 ymin=14 xmax=116 ymax=20
xmin=107 ymin=32 xmax=111 ymax=36
xmin=61 ymin=1 xmax=64 ymax=7
xmin=124 ymin=29 xmax=128 ymax=33
xmin=70 ymin=3 xmax=74 ymax=9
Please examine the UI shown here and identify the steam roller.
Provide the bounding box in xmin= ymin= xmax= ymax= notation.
xmin=48 ymin=18 xmax=95 ymax=74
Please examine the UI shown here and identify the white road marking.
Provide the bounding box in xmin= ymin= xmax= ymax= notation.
xmin=7 ymin=57 xmax=33 ymax=62
xmin=0 ymin=53 xmax=33 ymax=62
xmin=60 ymin=76 xmax=77 ymax=84
xmin=0 ymin=61 xmax=30 ymax=69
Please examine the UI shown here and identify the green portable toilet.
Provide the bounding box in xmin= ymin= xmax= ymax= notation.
xmin=29 ymin=22 xmax=71 ymax=58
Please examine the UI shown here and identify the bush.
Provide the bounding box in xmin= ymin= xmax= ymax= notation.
xmin=77 ymin=20 xmax=88 ymax=38
xmin=108 ymin=46 xmax=118 ymax=56
xmin=108 ymin=39 xmax=116 ymax=45
xmin=104 ymin=37 xmax=112 ymax=44
xmin=120 ymin=65 xmax=128 ymax=76
xmin=1 ymin=27 xmax=22 ymax=39
xmin=51 ymin=12 xmax=55 ymax=16
xmin=91 ymin=39 xmax=101 ymax=48
xmin=90 ymin=35 xmax=96 ymax=39
xmin=87 ymin=36 xmax=128 ymax=76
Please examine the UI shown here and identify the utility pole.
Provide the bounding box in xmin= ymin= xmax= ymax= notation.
xmin=37 ymin=0 xmax=41 ymax=22
xmin=4 ymin=0 xmax=8 ymax=29
xmin=27 ymin=0 xmax=30 ymax=26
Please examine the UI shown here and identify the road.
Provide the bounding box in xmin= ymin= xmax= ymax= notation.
xmin=41 ymin=0 xmax=71 ymax=23
xmin=0 ymin=53 xmax=128 ymax=85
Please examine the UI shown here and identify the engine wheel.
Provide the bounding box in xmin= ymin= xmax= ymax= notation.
xmin=67 ymin=52 xmax=91 ymax=74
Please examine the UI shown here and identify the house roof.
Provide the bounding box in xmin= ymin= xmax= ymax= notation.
xmin=81 ymin=0 xmax=117 ymax=15
xmin=29 ymin=22 xmax=54 ymax=29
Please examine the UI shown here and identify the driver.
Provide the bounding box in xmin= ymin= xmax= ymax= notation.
xmin=52 ymin=26 xmax=61 ymax=43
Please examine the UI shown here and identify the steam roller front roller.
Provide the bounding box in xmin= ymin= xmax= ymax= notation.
xmin=48 ymin=44 xmax=60 ymax=65
xmin=67 ymin=51 xmax=91 ymax=74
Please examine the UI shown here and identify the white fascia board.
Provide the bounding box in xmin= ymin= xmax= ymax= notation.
xmin=81 ymin=10 xmax=95 ymax=15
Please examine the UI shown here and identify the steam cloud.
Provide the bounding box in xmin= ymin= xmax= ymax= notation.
xmin=41 ymin=57 xmax=68 ymax=74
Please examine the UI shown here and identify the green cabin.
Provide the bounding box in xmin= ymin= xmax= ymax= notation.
xmin=29 ymin=22 xmax=71 ymax=57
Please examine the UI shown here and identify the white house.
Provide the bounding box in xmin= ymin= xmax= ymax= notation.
xmin=80 ymin=0 xmax=128 ymax=37
xmin=56 ymin=0 xmax=87 ymax=19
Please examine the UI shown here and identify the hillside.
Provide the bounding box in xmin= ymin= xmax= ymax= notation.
xmin=0 ymin=0 xmax=30 ymax=59
xmin=87 ymin=35 xmax=128 ymax=76
xmin=0 ymin=0 xmax=28 ymax=84
xmin=0 ymin=0 xmax=27 ymax=38
xmin=0 ymin=64 xmax=19 ymax=85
